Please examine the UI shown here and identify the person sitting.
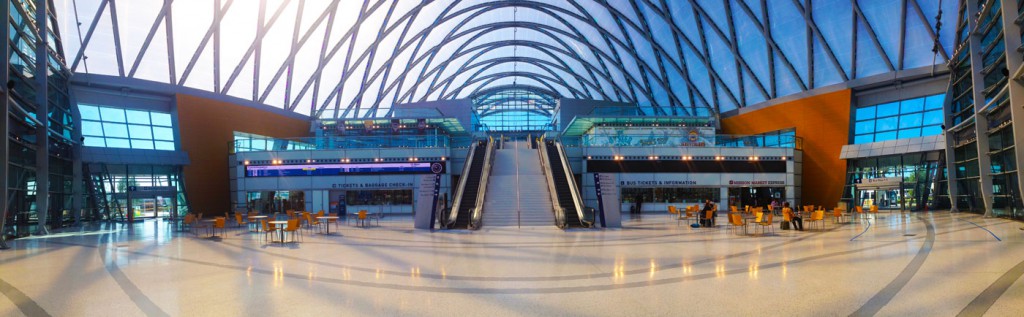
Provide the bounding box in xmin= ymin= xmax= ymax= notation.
xmin=701 ymin=199 xmax=716 ymax=227
xmin=784 ymin=202 xmax=803 ymax=231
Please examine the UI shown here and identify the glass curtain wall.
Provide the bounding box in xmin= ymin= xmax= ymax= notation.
xmin=853 ymin=94 xmax=945 ymax=144
xmin=5 ymin=0 xmax=77 ymax=237
xmin=944 ymin=0 xmax=1024 ymax=219
xmin=84 ymin=164 xmax=188 ymax=221
xmin=843 ymin=152 xmax=945 ymax=211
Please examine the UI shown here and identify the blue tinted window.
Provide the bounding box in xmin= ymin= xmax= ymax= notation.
xmin=924 ymin=94 xmax=944 ymax=110
xmin=100 ymin=108 xmax=126 ymax=123
xmin=922 ymin=110 xmax=943 ymax=125
xmin=151 ymin=113 xmax=172 ymax=126
xmin=899 ymin=113 xmax=922 ymax=128
xmin=900 ymin=98 xmax=924 ymax=113
xmin=855 ymin=105 xmax=876 ymax=119
xmin=855 ymin=120 xmax=875 ymax=134
xmin=103 ymin=122 xmax=129 ymax=138
xmin=79 ymin=105 xmax=101 ymax=120
xmin=82 ymin=121 xmax=104 ymax=136
xmin=875 ymin=131 xmax=897 ymax=142
xmin=83 ymin=136 xmax=105 ymax=147
xmin=126 ymin=110 xmax=151 ymax=124
xmin=153 ymin=127 xmax=174 ymax=141
xmin=876 ymin=102 xmax=899 ymax=117
xmin=853 ymin=93 xmax=944 ymax=144
xmin=921 ymin=125 xmax=942 ymax=136
xmin=78 ymin=103 xmax=177 ymax=151
xmin=105 ymin=138 xmax=131 ymax=148
xmin=128 ymin=124 xmax=152 ymax=139
xmin=876 ymin=117 xmax=898 ymax=131
xmin=898 ymin=128 xmax=921 ymax=139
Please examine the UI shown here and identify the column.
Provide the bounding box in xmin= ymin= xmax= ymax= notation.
xmin=999 ymin=0 xmax=1024 ymax=209
xmin=33 ymin=0 xmax=49 ymax=234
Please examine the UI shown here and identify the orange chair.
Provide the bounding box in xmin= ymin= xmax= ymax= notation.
xmin=305 ymin=212 xmax=322 ymax=233
xmin=755 ymin=213 xmax=774 ymax=235
xmin=284 ymin=219 xmax=302 ymax=242
xmin=807 ymin=210 xmax=825 ymax=230
xmin=261 ymin=219 xmax=280 ymax=243
xmin=855 ymin=206 xmax=865 ymax=221
xmin=832 ymin=207 xmax=846 ymax=224
xmin=210 ymin=218 xmax=226 ymax=237
xmin=234 ymin=213 xmax=248 ymax=229
xmin=728 ymin=214 xmax=748 ymax=235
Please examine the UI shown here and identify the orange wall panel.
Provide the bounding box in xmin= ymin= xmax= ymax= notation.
xmin=176 ymin=94 xmax=310 ymax=215
xmin=721 ymin=89 xmax=851 ymax=207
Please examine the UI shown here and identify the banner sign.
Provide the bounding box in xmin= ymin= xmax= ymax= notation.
xmin=330 ymin=182 xmax=415 ymax=189
xmin=246 ymin=162 xmax=446 ymax=177
xmin=587 ymin=127 xmax=716 ymax=147
xmin=728 ymin=180 xmax=786 ymax=186
xmin=855 ymin=177 xmax=902 ymax=189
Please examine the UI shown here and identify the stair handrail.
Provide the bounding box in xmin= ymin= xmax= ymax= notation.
xmin=469 ymin=137 xmax=495 ymax=229
xmin=555 ymin=141 xmax=590 ymax=227
xmin=537 ymin=135 xmax=565 ymax=228
xmin=446 ymin=139 xmax=479 ymax=227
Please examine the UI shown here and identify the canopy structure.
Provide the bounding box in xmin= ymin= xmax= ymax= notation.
xmin=59 ymin=0 xmax=956 ymax=120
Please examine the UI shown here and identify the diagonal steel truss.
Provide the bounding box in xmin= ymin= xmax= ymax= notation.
xmin=62 ymin=0 xmax=956 ymax=120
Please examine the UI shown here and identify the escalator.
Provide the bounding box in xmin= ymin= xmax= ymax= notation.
xmin=445 ymin=139 xmax=493 ymax=229
xmin=543 ymin=140 xmax=589 ymax=228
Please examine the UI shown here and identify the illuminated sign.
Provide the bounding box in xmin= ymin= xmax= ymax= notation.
xmin=245 ymin=162 xmax=446 ymax=177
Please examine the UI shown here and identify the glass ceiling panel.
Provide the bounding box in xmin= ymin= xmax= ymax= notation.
xmin=59 ymin=0 xmax=954 ymax=119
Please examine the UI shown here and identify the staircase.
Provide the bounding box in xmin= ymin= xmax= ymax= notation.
xmin=482 ymin=141 xmax=554 ymax=227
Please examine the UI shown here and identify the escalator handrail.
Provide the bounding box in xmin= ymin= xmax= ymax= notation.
xmin=447 ymin=140 xmax=479 ymax=227
xmin=537 ymin=136 xmax=565 ymax=227
xmin=470 ymin=137 xmax=495 ymax=229
xmin=554 ymin=142 xmax=590 ymax=227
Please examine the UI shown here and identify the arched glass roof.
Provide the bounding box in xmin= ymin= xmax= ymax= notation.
xmin=56 ymin=0 xmax=957 ymax=119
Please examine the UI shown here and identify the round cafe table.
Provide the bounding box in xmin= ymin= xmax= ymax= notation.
xmin=248 ymin=215 xmax=268 ymax=232
xmin=268 ymin=221 xmax=288 ymax=243
xmin=317 ymin=216 xmax=339 ymax=234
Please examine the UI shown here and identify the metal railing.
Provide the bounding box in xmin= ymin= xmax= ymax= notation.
xmin=469 ymin=137 xmax=495 ymax=230
xmin=555 ymin=142 xmax=590 ymax=228
xmin=537 ymin=135 xmax=566 ymax=228
xmin=445 ymin=140 xmax=478 ymax=228
xmin=560 ymin=134 xmax=803 ymax=149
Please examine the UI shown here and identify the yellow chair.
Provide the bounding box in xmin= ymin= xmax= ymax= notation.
xmin=855 ymin=206 xmax=865 ymax=221
xmin=700 ymin=210 xmax=715 ymax=230
xmin=755 ymin=213 xmax=774 ymax=235
xmin=832 ymin=207 xmax=846 ymax=223
xmin=305 ymin=212 xmax=322 ymax=233
xmin=211 ymin=218 xmax=226 ymax=237
xmin=234 ymin=213 xmax=248 ymax=229
xmin=869 ymin=205 xmax=879 ymax=218
xmin=807 ymin=210 xmax=825 ymax=230
xmin=261 ymin=219 xmax=280 ymax=243
xmin=284 ymin=219 xmax=302 ymax=242
xmin=286 ymin=209 xmax=295 ymax=218
xmin=728 ymin=214 xmax=748 ymax=235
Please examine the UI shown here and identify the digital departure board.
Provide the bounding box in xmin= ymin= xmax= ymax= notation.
xmin=245 ymin=162 xmax=445 ymax=177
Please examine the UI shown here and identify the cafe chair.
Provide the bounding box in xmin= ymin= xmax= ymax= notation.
xmin=807 ymin=210 xmax=825 ymax=230
xmin=209 ymin=218 xmax=226 ymax=237
xmin=728 ymin=214 xmax=748 ymax=235
xmin=284 ymin=219 xmax=302 ymax=243
xmin=832 ymin=208 xmax=846 ymax=224
xmin=755 ymin=213 xmax=774 ymax=235
xmin=234 ymin=213 xmax=248 ymax=229
xmin=261 ymin=220 xmax=280 ymax=244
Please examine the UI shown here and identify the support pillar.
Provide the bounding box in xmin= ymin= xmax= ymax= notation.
xmin=32 ymin=0 xmax=49 ymax=234
xmin=999 ymin=0 xmax=1024 ymax=212
xmin=0 ymin=0 xmax=10 ymax=249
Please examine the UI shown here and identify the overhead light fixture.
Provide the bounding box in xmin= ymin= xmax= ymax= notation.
xmin=243 ymin=160 xmax=249 ymax=165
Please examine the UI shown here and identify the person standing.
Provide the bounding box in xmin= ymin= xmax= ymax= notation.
xmin=770 ymin=199 xmax=779 ymax=215
xmin=634 ymin=193 xmax=644 ymax=219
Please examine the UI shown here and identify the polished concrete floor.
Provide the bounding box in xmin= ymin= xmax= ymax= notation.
xmin=1 ymin=212 xmax=1023 ymax=316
